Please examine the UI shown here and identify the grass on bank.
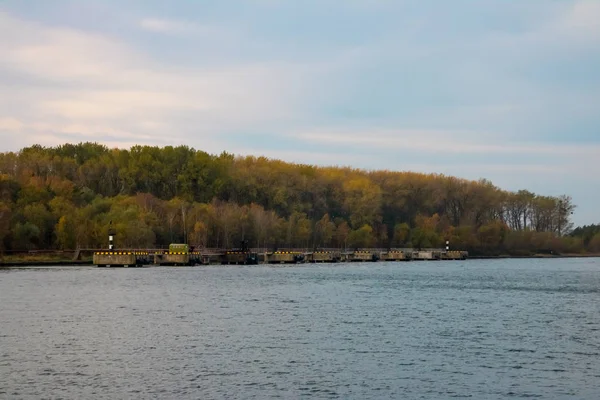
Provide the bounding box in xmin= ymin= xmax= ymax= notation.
xmin=0 ymin=253 xmax=92 ymax=264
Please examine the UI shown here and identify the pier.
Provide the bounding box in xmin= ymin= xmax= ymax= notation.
xmin=93 ymin=247 xmax=468 ymax=267
xmin=92 ymin=251 xmax=152 ymax=268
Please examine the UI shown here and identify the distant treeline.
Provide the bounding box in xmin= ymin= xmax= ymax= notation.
xmin=0 ymin=142 xmax=596 ymax=255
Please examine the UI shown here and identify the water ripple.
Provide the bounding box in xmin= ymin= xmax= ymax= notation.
xmin=1 ymin=259 xmax=599 ymax=399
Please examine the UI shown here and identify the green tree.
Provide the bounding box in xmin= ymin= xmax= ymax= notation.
xmin=477 ymin=220 xmax=509 ymax=254
xmin=12 ymin=222 xmax=41 ymax=250
xmin=314 ymin=214 xmax=335 ymax=248
xmin=334 ymin=220 xmax=350 ymax=249
xmin=347 ymin=224 xmax=374 ymax=248
xmin=343 ymin=177 xmax=382 ymax=228
xmin=392 ymin=223 xmax=410 ymax=247
xmin=55 ymin=216 xmax=76 ymax=249
xmin=588 ymin=233 xmax=600 ymax=253
xmin=0 ymin=202 xmax=11 ymax=250
xmin=0 ymin=142 xmax=582 ymax=255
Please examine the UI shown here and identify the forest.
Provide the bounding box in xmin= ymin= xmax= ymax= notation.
xmin=0 ymin=142 xmax=597 ymax=256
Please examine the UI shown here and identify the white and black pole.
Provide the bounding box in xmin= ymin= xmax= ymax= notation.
xmin=446 ymin=240 xmax=450 ymax=252
xmin=108 ymin=221 xmax=116 ymax=251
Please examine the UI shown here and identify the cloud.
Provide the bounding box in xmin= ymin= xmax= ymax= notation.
xmin=0 ymin=1 xmax=598 ymax=225
xmin=292 ymin=129 xmax=600 ymax=156
xmin=480 ymin=0 xmax=600 ymax=53
xmin=139 ymin=18 xmax=211 ymax=35
xmin=0 ymin=10 xmax=329 ymax=151
xmin=563 ymin=0 xmax=600 ymax=38
xmin=0 ymin=117 xmax=24 ymax=131
xmin=225 ymin=147 xmax=373 ymax=168
xmin=0 ymin=12 xmax=143 ymax=84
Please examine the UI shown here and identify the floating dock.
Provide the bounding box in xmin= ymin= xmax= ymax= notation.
xmin=307 ymin=251 xmax=342 ymax=263
xmin=93 ymin=248 xmax=467 ymax=267
xmin=222 ymin=251 xmax=258 ymax=265
xmin=345 ymin=250 xmax=380 ymax=262
xmin=380 ymin=250 xmax=410 ymax=261
xmin=93 ymin=252 xmax=151 ymax=267
xmin=266 ymin=251 xmax=305 ymax=264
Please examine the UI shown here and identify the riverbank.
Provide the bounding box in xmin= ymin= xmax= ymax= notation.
xmin=0 ymin=253 xmax=93 ymax=267
xmin=0 ymin=260 xmax=93 ymax=267
xmin=470 ymin=253 xmax=600 ymax=259
xmin=2 ymin=253 xmax=599 ymax=267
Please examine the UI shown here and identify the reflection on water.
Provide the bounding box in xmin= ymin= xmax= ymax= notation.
xmin=1 ymin=258 xmax=599 ymax=399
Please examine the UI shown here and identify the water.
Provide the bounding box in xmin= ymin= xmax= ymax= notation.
xmin=1 ymin=259 xmax=600 ymax=399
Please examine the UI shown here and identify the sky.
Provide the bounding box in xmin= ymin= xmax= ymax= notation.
xmin=0 ymin=0 xmax=598 ymax=226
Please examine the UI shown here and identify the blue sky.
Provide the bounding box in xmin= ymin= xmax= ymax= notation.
xmin=0 ymin=0 xmax=598 ymax=226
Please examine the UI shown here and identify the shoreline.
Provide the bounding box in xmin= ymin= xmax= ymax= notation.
xmin=470 ymin=254 xmax=600 ymax=259
xmin=0 ymin=260 xmax=94 ymax=267
xmin=1 ymin=254 xmax=599 ymax=267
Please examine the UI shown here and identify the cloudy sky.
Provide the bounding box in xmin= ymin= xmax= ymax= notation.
xmin=0 ymin=0 xmax=598 ymax=225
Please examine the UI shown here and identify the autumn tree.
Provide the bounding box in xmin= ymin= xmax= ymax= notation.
xmin=588 ymin=234 xmax=600 ymax=253
xmin=347 ymin=224 xmax=375 ymax=248
xmin=343 ymin=177 xmax=382 ymax=228
xmin=314 ymin=214 xmax=336 ymax=248
xmin=0 ymin=202 xmax=11 ymax=251
xmin=0 ymin=142 xmax=584 ymax=256
xmin=392 ymin=223 xmax=410 ymax=247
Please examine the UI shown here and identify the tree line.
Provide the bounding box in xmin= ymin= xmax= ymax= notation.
xmin=0 ymin=142 xmax=595 ymax=255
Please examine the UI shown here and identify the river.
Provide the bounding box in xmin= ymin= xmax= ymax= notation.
xmin=1 ymin=258 xmax=599 ymax=399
